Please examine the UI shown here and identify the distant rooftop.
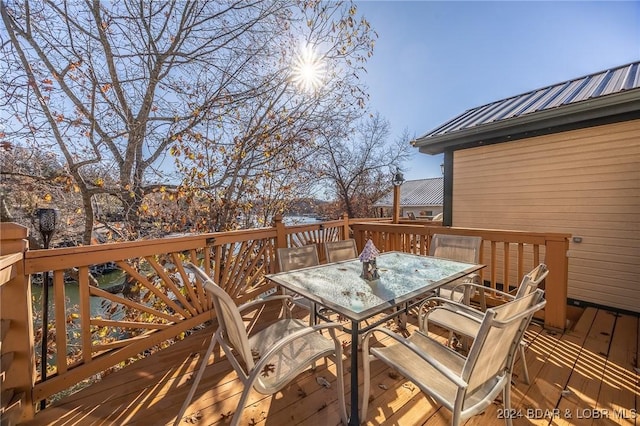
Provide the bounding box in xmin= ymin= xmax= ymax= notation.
xmin=373 ymin=177 xmax=443 ymax=208
xmin=414 ymin=61 xmax=640 ymax=154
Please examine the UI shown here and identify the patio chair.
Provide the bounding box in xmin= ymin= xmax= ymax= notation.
xmin=429 ymin=234 xmax=483 ymax=304
xmin=277 ymin=244 xmax=320 ymax=271
xmin=174 ymin=262 xmax=347 ymax=426
xmin=421 ymin=264 xmax=549 ymax=384
xmin=361 ymin=289 xmax=546 ymax=426
xmin=449 ymin=263 xmax=549 ymax=312
xmin=277 ymin=245 xmax=320 ymax=325
xmin=324 ymin=239 xmax=358 ymax=263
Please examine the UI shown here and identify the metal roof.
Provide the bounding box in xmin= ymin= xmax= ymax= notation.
xmin=414 ymin=61 xmax=640 ymax=154
xmin=373 ymin=177 xmax=443 ymax=208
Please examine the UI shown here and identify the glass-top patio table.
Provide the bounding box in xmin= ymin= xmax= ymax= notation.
xmin=266 ymin=250 xmax=485 ymax=426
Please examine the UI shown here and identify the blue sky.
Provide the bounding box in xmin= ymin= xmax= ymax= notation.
xmin=355 ymin=1 xmax=640 ymax=181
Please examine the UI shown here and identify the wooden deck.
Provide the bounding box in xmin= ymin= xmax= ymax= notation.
xmin=24 ymin=305 xmax=639 ymax=426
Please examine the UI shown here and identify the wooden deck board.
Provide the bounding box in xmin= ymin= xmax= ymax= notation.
xmin=23 ymin=306 xmax=639 ymax=426
xmin=553 ymin=308 xmax=615 ymax=426
xmin=595 ymin=313 xmax=637 ymax=425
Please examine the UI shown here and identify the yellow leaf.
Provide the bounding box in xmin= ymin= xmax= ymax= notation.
xmin=95 ymin=178 xmax=104 ymax=187
xmin=43 ymin=193 xmax=53 ymax=202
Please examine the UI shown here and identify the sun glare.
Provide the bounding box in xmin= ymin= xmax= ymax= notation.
xmin=291 ymin=44 xmax=325 ymax=93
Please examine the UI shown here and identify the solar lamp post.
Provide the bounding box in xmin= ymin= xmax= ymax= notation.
xmin=36 ymin=208 xmax=57 ymax=410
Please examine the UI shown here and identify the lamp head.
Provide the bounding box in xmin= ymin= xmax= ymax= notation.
xmin=392 ymin=169 xmax=404 ymax=187
xmin=36 ymin=208 xmax=57 ymax=234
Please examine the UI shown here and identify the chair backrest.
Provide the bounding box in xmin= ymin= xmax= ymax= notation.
xmin=463 ymin=289 xmax=546 ymax=395
xmin=429 ymin=234 xmax=482 ymax=264
xmin=324 ymin=239 xmax=358 ymax=263
xmin=183 ymin=263 xmax=255 ymax=373
xmin=277 ymin=245 xmax=319 ymax=272
xmin=430 ymin=234 xmax=482 ymax=295
xmin=514 ymin=264 xmax=549 ymax=299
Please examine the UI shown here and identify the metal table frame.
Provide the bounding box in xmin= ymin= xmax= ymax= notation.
xmin=266 ymin=251 xmax=484 ymax=426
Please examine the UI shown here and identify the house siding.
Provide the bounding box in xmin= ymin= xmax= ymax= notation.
xmin=452 ymin=119 xmax=640 ymax=313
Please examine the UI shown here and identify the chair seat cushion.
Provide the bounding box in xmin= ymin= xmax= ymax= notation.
xmin=371 ymin=331 xmax=465 ymax=408
xmin=371 ymin=330 xmax=503 ymax=412
xmin=427 ymin=307 xmax=482 ymax=338
xmin=248 ymin=318 xmax=336 ymax=393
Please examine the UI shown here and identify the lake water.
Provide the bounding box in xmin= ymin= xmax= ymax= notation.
xmin=31 ymin=270 xmax=126 ymax=323
xmin=283 ymin=215 xmax=322 ymax=225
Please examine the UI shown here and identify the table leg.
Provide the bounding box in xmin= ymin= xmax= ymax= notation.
xmin=348 ymin=320 xmax=360 ymax=426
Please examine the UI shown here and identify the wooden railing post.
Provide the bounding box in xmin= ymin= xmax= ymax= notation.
xmin=342 ymin=213 xmax=350 ymax=241
xmin=392 ymin=185 xmax=401 ymax=224
xmin=351 ymin=221 xmax=365 ymax=253
xmin=0 ymin=222 xmax=35 ymax=423
xmin=274 ymin=214 xmax=287 ymax=250
xmin=544 ymin=235 xmax=569 ymax=331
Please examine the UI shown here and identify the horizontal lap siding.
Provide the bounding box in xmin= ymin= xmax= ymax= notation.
xmin=452 ymin=119 xmax=640 ymax=312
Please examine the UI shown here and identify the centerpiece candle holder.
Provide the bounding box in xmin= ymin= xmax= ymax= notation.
xmin=359 ymin=239 xmax=380 ymax=281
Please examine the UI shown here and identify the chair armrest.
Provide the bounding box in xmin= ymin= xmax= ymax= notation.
xmin=423 ymin=303 xmax=484 ymax=323
xmin=449 ymin=282 xmax=516 ymax=311
xmin=419 ymin=296 xmax=484 ymax=318
xmin=237 ymin=294 xmax=295 ymax=321
xmin=450 ymin=283 xmax=515 ymax=300
xmin=444 ymin=273 xmax=480 ymax=306
xmin=238 ymin=294 xmax=295 ymax=313
xmin=419 ymin=297 xmax=483 ymax=332
xmin=462 ymin=272 xmax=481 ymax=284
xmin=362 ymin=327 xmax=468 ymax=389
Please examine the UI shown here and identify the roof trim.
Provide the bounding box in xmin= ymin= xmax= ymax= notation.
xmin=414 ymin=88 xmax=640 ymax=154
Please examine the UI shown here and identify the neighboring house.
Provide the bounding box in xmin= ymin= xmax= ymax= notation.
xmin=373 ymin=177 xmax=443 ymax=219
xmin=412 ymin=61 xmax=640 ymax=313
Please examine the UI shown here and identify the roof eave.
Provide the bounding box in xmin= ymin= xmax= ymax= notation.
xmin=414 ymin=89 xmax=640 ymax=155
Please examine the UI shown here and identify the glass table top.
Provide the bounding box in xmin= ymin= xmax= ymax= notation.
xmin=266 ymin=251 xmax=484 ymax=322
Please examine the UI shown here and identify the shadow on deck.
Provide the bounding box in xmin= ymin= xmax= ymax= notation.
xmin=23 ymin=305 xmax=639 ymax=425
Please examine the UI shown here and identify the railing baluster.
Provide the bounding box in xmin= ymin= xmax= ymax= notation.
xmin=189 ymin=249 xmax=207 ymax=307
xmin=503 ymin=242 xmax=510 ymax=291
xmin=53 ymin=270 xmax=67 ymax=375
xmin=79 ymin=266 xmax=91 ymax=364
xmin=173 ymin=253 xmax=203 ymax=313
xmin=151 ymin=256 xmax=197 ymax=318
xmin=517 ymin=243 xmax=525 ymax=287
xmin=490 ymin=241 xmax=497 ymax=290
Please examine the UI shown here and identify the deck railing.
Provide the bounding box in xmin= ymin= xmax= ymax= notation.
xmin=351 ymin=221 xmax=569 ymax=331
xmin=0 ymin=215 xmax=568 ymax=422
